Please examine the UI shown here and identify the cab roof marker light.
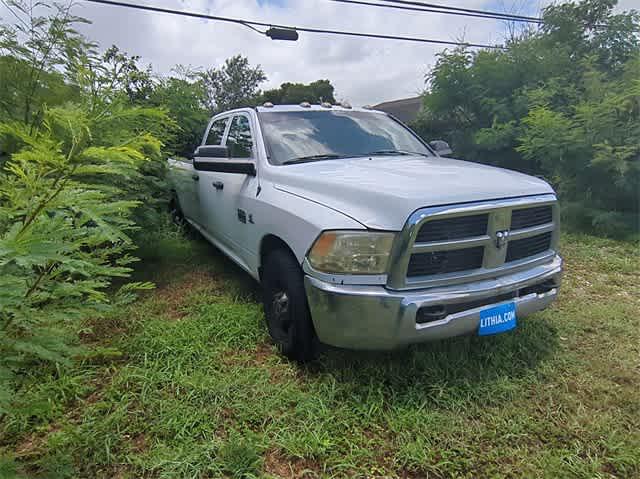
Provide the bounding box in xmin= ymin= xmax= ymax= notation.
xmin=300 ymin=101 xmax=311 ymax=108
xmin=263 ymin=102 xmax=274 ymax=108
xmin=321 ymin=102 xmax=332 ymax=108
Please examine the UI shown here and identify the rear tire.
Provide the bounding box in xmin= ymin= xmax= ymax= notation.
xmin=262 ymin=249 xmax=319 ymax=362
xmin=169 ymin=193 xmax=186 ymax=228
xmin=169 ymin=194 xmax=198 ymax=238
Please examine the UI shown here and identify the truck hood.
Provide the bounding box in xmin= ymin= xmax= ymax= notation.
xmin=270 ymin=155 xmax=554 ymax=230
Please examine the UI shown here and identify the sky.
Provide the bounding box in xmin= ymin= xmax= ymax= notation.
xmin=2 ymin=0 xmax=638 ymax=106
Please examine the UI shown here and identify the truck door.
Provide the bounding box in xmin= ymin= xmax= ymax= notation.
xmin=169 ymin=158 xmax=200 ymax=222
xmin=206 ymin=113 xmax=259 ymax=269
xmin=194 ymin=116 xmax=230 ymax=232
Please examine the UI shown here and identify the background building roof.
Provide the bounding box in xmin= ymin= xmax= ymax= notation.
xmin=372 ymin=96 xmax=423 ymax=123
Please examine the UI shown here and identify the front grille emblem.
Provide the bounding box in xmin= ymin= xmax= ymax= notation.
xmin=495 ymin=230 xmax=510 ymax=249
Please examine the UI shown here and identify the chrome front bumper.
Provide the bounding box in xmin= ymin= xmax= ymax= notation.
xmin=304 ymin=255 xmax=562 ymax=350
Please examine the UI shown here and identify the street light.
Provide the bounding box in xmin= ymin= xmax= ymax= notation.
xmin=266 ymin=27 xmax=299 ymax=41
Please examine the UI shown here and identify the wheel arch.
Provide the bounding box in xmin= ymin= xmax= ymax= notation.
xmin=258 ymin=234 xmax=299 ymax=280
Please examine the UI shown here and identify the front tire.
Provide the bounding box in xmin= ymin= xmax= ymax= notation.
xmin=262 ymin=249 xmax=319 ymax=362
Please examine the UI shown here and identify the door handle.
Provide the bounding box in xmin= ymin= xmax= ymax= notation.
xmin=191 ymin=174 xmax=199 ymax=181
xmin=212 ymin=181 xmax=224 ymax=191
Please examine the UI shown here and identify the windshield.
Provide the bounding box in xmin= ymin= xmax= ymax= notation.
xmin=258 ymin=110 xmax=432 ymax=165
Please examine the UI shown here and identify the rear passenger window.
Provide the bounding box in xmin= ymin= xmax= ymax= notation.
xmin=226 ymin=116 xmax=253 ymax=158
xmin=205 ymin=118 xmax=228 ymax=145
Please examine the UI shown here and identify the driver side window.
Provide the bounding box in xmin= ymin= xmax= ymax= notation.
xmin=225 ymin=115 xmax=254 ymax=159
xmin=205 ymin=118 xmax=228 ymax=146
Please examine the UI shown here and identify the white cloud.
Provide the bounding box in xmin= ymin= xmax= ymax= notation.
xmin=69 ymin=0 xmax=503 ymax=105
xmin=2 ymin=0 xmax=638 ymax=105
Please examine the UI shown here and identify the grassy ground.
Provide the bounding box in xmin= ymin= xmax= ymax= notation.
xmin=1 ymin=232 xmax=638 ymax=478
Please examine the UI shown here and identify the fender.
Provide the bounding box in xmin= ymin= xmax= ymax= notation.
xmin=244 ymin=182 xmax=366 ymax=276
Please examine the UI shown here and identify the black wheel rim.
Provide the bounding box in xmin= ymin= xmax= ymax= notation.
xmin=270 ymin=289 xmax=292 ymax=342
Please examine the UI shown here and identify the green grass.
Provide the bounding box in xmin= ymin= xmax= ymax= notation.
xmin=1 ymin=232 xmax=639 ymax=478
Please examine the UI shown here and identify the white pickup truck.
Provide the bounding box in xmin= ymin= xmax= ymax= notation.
xmin=168 ymin=104 xmax=562 ymax=361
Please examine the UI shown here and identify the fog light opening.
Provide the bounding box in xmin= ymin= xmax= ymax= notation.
xmin=417 ymin=305 xmax=447 ymax=324
xmin=519 ymin=279 xmax=556 ymax=297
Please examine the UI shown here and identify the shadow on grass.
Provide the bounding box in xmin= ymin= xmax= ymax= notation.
xmin=135 ymin=231 xmax=260 ymax=301
xmin=310 ymin=315 xmax=559 ymax=408
xmin=135 ymin=230 xmax=559 ymax=409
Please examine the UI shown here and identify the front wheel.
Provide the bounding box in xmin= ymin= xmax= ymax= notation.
xmin=262 ymin=249 xmax=319 ymax=362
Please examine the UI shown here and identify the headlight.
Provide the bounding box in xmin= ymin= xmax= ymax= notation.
xmin=307 ymin=230 xmax=395 ymax=274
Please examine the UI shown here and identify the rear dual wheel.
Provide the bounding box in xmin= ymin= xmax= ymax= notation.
xmin=262 ymin=249 xmax=319 ymax=362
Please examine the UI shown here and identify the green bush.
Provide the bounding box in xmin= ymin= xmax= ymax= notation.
xmin=0 ymin=1 xmax=172 ymax=416
xmin=0 ymin=103 xmax=170 ymax=412
xmin=413 ymin=0 xmax=640 ymax=238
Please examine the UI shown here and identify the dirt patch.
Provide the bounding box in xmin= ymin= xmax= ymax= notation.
xmin=14 ymin=435 xmax=40 ymax=457
xmin=263 ymin=449 xmax=320 ymax=478
xmin=155 ymin=269 xmax=223 ymax=319
xmin=220 ymin=342 xmax=275 ymax=367
xmin=13 ymin=368 xmax=116 ymax=460
xmin=82 ymin=370 xmax=116 ymax=406
xmin=104 ymin=464 xmax=135 ymax=479
xmin=130 ymin=433 xmax=148 ymax=453
xmin=14 ymin=424 xmax=62 ymax=458
xmin=253 ymin=342 xmax=275 ymax=363
xmin=219 ymin=342 xmax=301 ymax=386
xmin=85 ymin=390 xmax=102 ymax=404
xmin=80 ymin=315 xmax=130 ymax=343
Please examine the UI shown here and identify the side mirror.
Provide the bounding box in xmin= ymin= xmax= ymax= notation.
xmin=193 ymin=158 xmax=256 ymax=176
xmin=194 ymin=145 xmax=229 ymax=159
xmin=429 ymin=140 xmax=452 ymax=156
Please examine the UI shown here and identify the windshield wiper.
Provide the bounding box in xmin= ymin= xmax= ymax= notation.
xmin=282 ymin=150 xmax=429 ymax=165
xmin=364 ymin=149 xmax=428 ymax=157
xmin=282 ymin=154 xmax=344 ymax=165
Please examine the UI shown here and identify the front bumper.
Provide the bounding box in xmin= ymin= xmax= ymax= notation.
xmin=304 ymin=255 xmax=562 ymax=350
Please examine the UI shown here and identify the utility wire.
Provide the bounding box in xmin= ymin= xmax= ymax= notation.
xmin=332 ymin=0 xmax=608 ymax=30
xmin=83 ymin=0 xmax=504 ymax=49
xmin=377 ymin=0 xmax=542 ymax=23
xmin=329 ymin=0 xmax=543 ymax=24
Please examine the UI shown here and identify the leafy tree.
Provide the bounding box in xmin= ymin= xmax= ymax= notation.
xmin=0 ymin=1 xmax=90 ymax=127
xmin=148 ymin=67 xmax=210 ymax=157
xmin=0 ymin=1 xmax=171 ymax=415
xmin=541 ymin=0 xmax=639 ymax=73
xmin=92 ymin=45 xmax=155 ymax=104
xmin=517 ymin=58 xmax=640 ymax=234
xmin=0 ymin=55 xmax=77 ymax=126
xmin=414 ymin=0 xmax=640 ymax=237
xmin=0 ymin=106 xmax=158 ymax=412
xmin=260 ymin=79 xmax=336 ymax=105
xmin=200 ymin=55 xmax=266 ymax=113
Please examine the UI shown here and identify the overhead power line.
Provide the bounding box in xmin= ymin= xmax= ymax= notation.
xmin=82 ymin=0 xmax=504 ymax=49
xmin=329 ymin=0 xmax=544 ymax=24
xmin=376 ymin=0 xmax=543 ymax=23
xmin=331 ymin=0 xmax=608 ymax=30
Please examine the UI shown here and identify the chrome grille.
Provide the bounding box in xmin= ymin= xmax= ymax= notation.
xmin=511 ymin=206 xmax=552 ymax=230
xmin=387 ymin=194 xmax=559 ymax=290
xmin=415 ymin=214 xmax=488 ymax=242
xmin=506 ymin=232 xmax=552 ymax=262
xmin=407 ymin=247 xmax=484 ymax=277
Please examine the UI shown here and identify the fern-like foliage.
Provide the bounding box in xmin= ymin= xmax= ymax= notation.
xmin=0 ymin=2 xmax=177 ymax=418
xmin=0 ymin=103 xmax=165 ymax=415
